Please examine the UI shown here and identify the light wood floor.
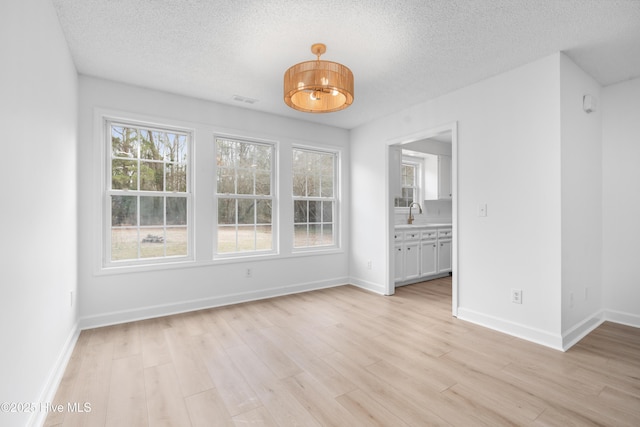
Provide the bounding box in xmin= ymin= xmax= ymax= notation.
xmin=45 ymin=277 xmax=640 ymax=426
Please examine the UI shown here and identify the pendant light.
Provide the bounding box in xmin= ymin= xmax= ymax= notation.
xmin=284 ymin=43 xmax=354 ymax=113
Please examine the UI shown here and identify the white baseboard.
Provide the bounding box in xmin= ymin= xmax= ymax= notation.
xmin=604 ymin=309 xmax=640 ymax=328
xmin=562 ymin=311 xmax=606 ymax=351
xmin=456 ymin=307 xmax=564 ymax=351
xmin=79 ymin=277 xmax=348 ymax=330
xmin=348 ymin=277 xmax=387 ymax=295
xmin=28 ymin=322 xmax=80 ymax=427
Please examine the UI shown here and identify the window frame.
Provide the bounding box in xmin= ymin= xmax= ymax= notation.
xmin=395 ymin=156 xmax=423 ymax=210
xmin=291 ymin=145 xmax=340 ymax=252
xmin=213 ymin=135 xmax=278 ymax=259
xmin=103 ymin=118 xmax=194 ymax=269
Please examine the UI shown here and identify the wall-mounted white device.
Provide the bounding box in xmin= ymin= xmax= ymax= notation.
xmin=583 ymin=94 xmax=598 ymax=113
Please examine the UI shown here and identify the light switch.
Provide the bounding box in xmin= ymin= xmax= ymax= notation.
xmin=478 ymin=204 xmax=487 ymax=217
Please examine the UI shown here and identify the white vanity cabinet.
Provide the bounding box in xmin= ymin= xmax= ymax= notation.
xmin=394 ymin=226 xmax=452 ymax=285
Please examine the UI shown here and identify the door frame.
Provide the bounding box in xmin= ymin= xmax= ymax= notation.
xmin=386 ymin=121 xmax=459 ymax=317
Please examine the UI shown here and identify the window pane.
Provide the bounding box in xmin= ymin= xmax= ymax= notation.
xmin=164 ymin=133 xmax=187 ymax=162
xmin=322 ymin=224 xmax=334 ymax=245
xmin=255 ymin=172 xmax=270 ymax=195
xmin=237 ymin=169 xmax=253 ymax=195
xmin=322 ymin=201 xmax=333 ymax=222
xmin=140 ymin=227 xmax=165 ymax=258
xmin=308 ymin=200 xmax=321 ymax=223
xmin=217 ymin=225 xmax=236 ymax=253
xmin=254 ymin=144 xmax=272 ymax=170
xmin=140 ymin=161 xmax=164 ymax=191
xmin=321 ymin=174 xmax=334 ymax=197
xmin=166 ymin=163 xmax=187 ymax=192
xmin=238 ymin=199 xmax=255 ymax=225
xmin=166 ymin=226 xmax=187 ymax=256
xmin=217 ymin=139 xmax=236 ymax=167
xmin=294 ymin=224 xmax=307 ymax=247
xmin=294 ymin=200 xmax=307 ymax=223
xmin=256 ymin=199 xmax=271 ymax=224
xmin=256 ymin=225 xmax=272 ymax=250
xmin=112 ymin=159 xmax=138 ymax=190
xmin=292 ymin=172 xmax=306 ymax=196
xmin=217 ymin=167 xmax=235 ymax=194
xmin=140 ymin=130 xmax=164 ymax=161
xmin=237 ymin=225 xmax=256 ymax=252
xmin=111 ymin=126 xmax=138 ymax=159
xmin=112 ymin=195 xmax=137 ymax=226
xmin=307 ymin=173 xmax=320 ymax=197
xmin=140 ymin=196 xmax=164 ymax=226
xmin=308 ymin=224 xmax=321 ymax=246
xmin=218 ymin=198 xmax=236 ymax=224
xmin=166 ymin=197 xmax=186 ymax=225
xmin=111 ymin=227 xmax=138 ymax=261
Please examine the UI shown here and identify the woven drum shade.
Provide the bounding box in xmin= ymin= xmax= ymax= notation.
xmin=284 ymin=45 xmax=354 ymax=113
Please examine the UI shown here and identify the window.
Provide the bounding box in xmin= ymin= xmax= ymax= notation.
xmin=292 ymin=148 xmax=337 ymax=248
xmin=215 ymin=137 xmax=275 ymax=255
xmin=395 ymin=161 xmax=419 ymax=207
xmin=107 ymin=121 xmax=191 ymax=264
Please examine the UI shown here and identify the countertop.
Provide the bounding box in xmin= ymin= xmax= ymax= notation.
xmin=395 ymin=223 xmax=452 ymax=229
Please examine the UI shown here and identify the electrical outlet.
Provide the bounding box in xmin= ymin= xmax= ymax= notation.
xmin=511 ymin=289 xmax=522 ymax=304
xmin=478 ymin=203 xmax=487 ymax=217
xmin=245 ymin=268 xmax=252 ymax=278
xmin=367 ymin=260 xmax=372 ymax=270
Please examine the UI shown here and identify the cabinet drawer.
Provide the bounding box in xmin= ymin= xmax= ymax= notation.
xmin=421 ymin=230 xmax=437 ymax=241
xmin=438 ymin=229 xmax=452 ymax=239
xmin=404 ymin=231 xmax=421 ymax=241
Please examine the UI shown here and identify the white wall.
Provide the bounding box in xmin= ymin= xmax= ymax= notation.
xmin=602 ymin=77 xmax=640 ymax=327
xmin=0 ymin=0 xmax=78 ymax=426
xmin=77 ymin=77 xmax=350 ymax=327
xmin=351 ymin=54 xmax=565 ymax=348
xmin=559 ymin=55 xmax=603 ymax=344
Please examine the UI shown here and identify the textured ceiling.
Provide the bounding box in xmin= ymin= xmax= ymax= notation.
xmin=51 ymin=0 xmax=640 ymax=129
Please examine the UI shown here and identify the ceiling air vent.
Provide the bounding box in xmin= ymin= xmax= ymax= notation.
xmin=232 ymin=95 xmax=259 ymax=104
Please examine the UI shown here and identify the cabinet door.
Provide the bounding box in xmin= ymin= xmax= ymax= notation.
xmin=438 ymin=240 xmax=452 ymax=272
xmin=420 ymin=241 xmax=438 ymax=277
xmin=404 ymin=242 xmax=420 ymax=280
xmin=394 ymin=244 xmax=404 ymax=282
xmin=438 ymin=155 xmax=452 ymax=199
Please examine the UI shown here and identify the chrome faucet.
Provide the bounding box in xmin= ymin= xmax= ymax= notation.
xmin=407 ymin=202 xmax=422 ymax=224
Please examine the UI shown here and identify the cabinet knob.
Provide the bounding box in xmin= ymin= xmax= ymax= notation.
xmin=407 ymin=247 xmax=411 ymax=251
